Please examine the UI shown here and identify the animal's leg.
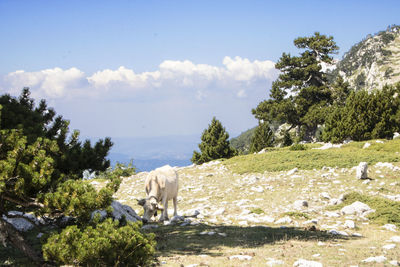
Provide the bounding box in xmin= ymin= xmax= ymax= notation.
xmin=160 ymin=197 xmax=169 ymax=221
xmin=173 ymin=196 xmax=178 ymax=217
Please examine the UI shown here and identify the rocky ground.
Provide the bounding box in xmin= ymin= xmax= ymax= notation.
xmin=107 ymin=158 xmax=400 ymax=266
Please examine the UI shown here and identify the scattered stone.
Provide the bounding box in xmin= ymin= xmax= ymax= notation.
xmin=394 ymin=132 xmax=400 ymax=139
xmin=361 ymin=255 xmax=386 ymax=263
xmin=363 ymin=142 xmax=371 ymax=149
xmin=382 ymin=244 xmax=396 ymax=250
xmin=319 ymin=192 xmax=331 ymax=199
xmin=344 ymin=220 xmax=356 ymax=229
xmin=352 ymin=233 xmax=362 ymax=237
xmin=293 ymin=258 xmax=323 ymax=267
xmin=375 ymin=162 xmax=395 ymax=169
xmin=317 ymin=241 xmax=325 ymax=246
xmin=288 ymin=168 xmax=298 ymax=175
xmin=314 ymin=143 xmax=342 ymax=150
xmin=328 ymin=229 xmax=348 ymax=236
xmin=356 ymin=162 xmax=368 ymax=179
xmin=212 ymin=208 xmax=225 ymax=216
xmin=2 ymin=214 xmax=35 ymax=232
xmin=312 ymin=254 xmax=320 ymax=258
xmin=229 ymin=255 xmax=253 ymax=261
xmin=329 ymin=198 xmax=342 ymax=206
xmin=218 ymin=233 xmax=227 ymax=237
xmin=389 ymin=260 xmax=399 ymax=266
xmin=388 ymin=236 xmax=400 ymax=243
xmin=266 ymin=258 xmax=284 ymax=266
xmin=275 ymin=216 xmax=292 ymax=224
xmin=170 ymin=215 xmax=185 ymax=223
xmin=324 ymin=211 xmax=340 ymax=218
xmin=294 ymin=200 xmax=309 ymax=209
xmin=141 ymin=224 xmax=159 ymax=230
xmin=382 ymin=224 xmax=397 ymax=232
xmin=251 ymin=186 xmax=264 ymax=193
xmin=341 ymin=201 xmax=374 ymax=216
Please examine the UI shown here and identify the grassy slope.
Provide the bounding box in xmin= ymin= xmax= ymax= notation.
xmin=224 ymin=139 xmax=400 ymax=173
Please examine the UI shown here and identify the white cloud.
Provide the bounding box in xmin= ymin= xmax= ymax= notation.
xmin=4 ymin=67 xmax=85 ymax=98
xmin=87 ymin=56 xmax=277 ymax=94
xmin=1 ymin=57 xmax=278 ymax=100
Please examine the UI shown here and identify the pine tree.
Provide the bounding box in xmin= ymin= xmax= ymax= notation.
xmin=0 ymin=89 xmax=155 ymax=264
xmin=253 ymin=32 xmax=339 ymax=140
xmin=250 ymin=121 xmax=274 ymax=153
xmin=191 ymin=117 xmax=237 ymax=164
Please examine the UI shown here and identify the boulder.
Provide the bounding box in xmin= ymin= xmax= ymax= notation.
xmin=394 ymin=132 xmax=400 ymax=139
xmin=341 ymin=201 xmax=374 ymax=216
xmin=92 ymin=201 xmax=141 ymax=222
xmin=293 ymin=259 xmax=323 ymax=267
xmin=294 ymin=200 xmax=309 ymax=209
xmin=356 ymin=162 xmax=368 ymax=179
xmin=362 ymin=255 xmax=386 ymax=263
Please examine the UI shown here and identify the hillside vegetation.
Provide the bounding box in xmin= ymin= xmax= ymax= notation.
xmin=111 ymin=137 xmax=400 ymax=266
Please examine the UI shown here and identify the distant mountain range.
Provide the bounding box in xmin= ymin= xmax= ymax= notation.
xmin=106 ymin=135 xmax=199 ymax=171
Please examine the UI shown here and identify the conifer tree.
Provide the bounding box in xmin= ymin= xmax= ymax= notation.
xmin=0 ymin=89 xmax=155 ymax=265
xmin=192 ymin=117 xmax=237 ymax=164
xmin=249 ymin=121 xmax=274 ymax=153
xmin=253 ymin=32 xmax=339 ymax=140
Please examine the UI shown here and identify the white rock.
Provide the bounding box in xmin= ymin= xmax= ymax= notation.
xmin=275 ymin=216 xmax=292 ymax=224
xmin=363 ymin=142 xmax=371 ymax=149
xmin=356 ymin=162 xmax=368 ymax=179
xmin=319 ymin=192 xmax=331 ymax=200
xmin=344 ymin=220 xmax=356 ymax=229
xmin=375 ymin=162 xmax=395 ymax=169
xmin=294 ymin=200 xmax=309 ymax=209
xmin=186 ymin=265 xmax=198 ymax=267
xmin=388 ymin=236 xmax=400 ymax=243
xmin=382 ymin=224 xmax=397 ymax=232
xmin=324 ymin=211 xmax=340 ymax=218
xmin=141 ymin=224 xmax=159 ymax=230
xmin=239 ymin=221 xmax=248 ymax=226
xmin=213 ymin=208 xmax=225 ymax=216
xmin=352 ymin=232 xmax=362 ymax=237
xmin=328 ymin=229 xmax=348 ymax=236
xmin=340 ymin=201 xmax=374 ymax=216
xmin=287 ymin=168 xmax=298 ymax=175
xmin=251 ymin=186 xmax=264 ymax=193
xmin=394 ymin=132 xmax=400 ymax=139
xmin=314 ymin=143 xmax=342 ymax=150
xmin=382 ymin=244 xmax=396 ymax=250
xmin=389 ymin=260 xmax=399 ymax=266
xmin=266 ymin=258 xmax=285 ymax=266
xmin=362 ymin=255 xmax=386 ymax=263
xmin=2 ymin=214 xmax=35 ymax=232
xmin=229 ymin=255 xmax=252 ymax=261
xmin=218 ymin=232 xmax=227 ymax=237
xmin=260 ymin=215 xmax=275 ymax=223
xmin=293 ymin=258 xmax=323 ymax=267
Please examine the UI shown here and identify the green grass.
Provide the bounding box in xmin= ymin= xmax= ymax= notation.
xmin=250 ymin=208 xmax=264 ymax=215
xmin=224 ymin=139 xmax=400 ymax=174
xmin=329 ymin=192 xmax=400 ymax=227
xmin=283 ymin=211 xmax=310 ymax=220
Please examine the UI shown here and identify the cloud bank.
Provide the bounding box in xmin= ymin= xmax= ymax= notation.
xmin=1 ymin=57 xmax=277 ymax=100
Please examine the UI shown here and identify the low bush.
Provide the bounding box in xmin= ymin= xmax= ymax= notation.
xmin=43 ymin=218 xmax=156 ymax=266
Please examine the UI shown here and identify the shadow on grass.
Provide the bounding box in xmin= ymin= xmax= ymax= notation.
xmin=145 ymin=223 xmax=358 ymax=257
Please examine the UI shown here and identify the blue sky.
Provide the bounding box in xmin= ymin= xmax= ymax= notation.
xmin=1 ymin=0 xmax=399 ymax=144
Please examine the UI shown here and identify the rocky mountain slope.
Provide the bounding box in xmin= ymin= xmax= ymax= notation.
xmin=331 ymin=25 xmax=400 ymax=91
xmin=107 ymin=139 xmax=400 ymax=266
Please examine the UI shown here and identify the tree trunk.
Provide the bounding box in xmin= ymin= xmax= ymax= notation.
xmin=0 ymin=218 xmax=43 ymax=264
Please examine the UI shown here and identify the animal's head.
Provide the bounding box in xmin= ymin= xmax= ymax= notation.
xmin=137 ymin=197 xmax=164 ymax=223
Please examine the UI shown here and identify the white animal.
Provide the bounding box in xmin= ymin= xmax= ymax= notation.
xmin=138 ymin=165 xmax=178 ymax=222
